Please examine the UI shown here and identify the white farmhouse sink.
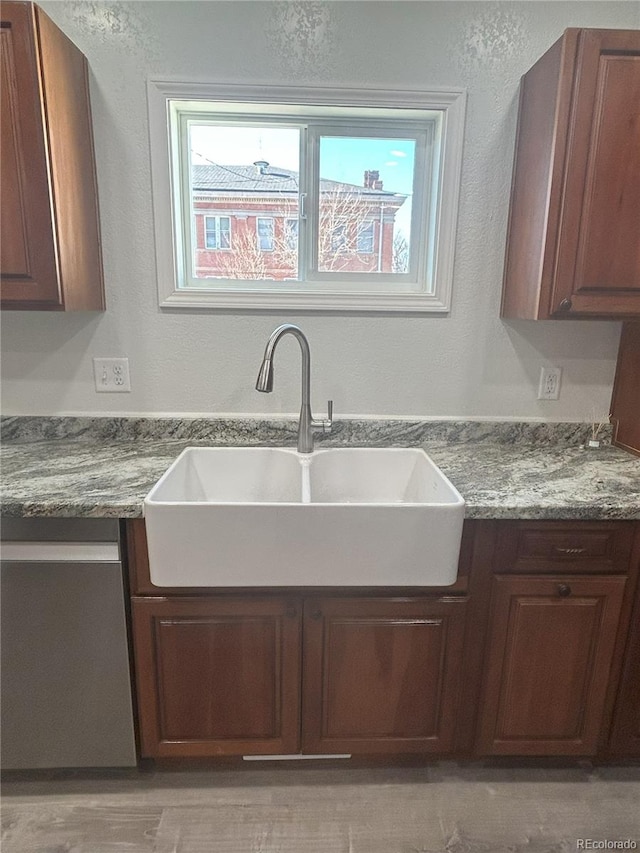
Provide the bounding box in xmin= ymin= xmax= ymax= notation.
xmin=143 ymin=447 xmax=465 ymax=587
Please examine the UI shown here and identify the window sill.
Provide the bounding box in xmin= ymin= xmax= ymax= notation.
xmin=159 ymin=288 xmax=451 ymax=313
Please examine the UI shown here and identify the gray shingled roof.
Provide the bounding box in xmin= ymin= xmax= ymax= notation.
xmin=191 ymin=164 xmax=405 ymax=200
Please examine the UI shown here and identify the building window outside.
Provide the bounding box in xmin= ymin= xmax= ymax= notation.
xmin=357 ymin=220 xmax=375 ymax=254
xmin=149 ymin=82 xmax=466 ymax=311
xmin=257 ymin=218 xmax=275 ymax=252
xmin=204 ymin=215 xmax=231 ymax=250
xmin=285 ymin=218 xmax=298 ymax=251
xmin=331 ymin=224 xmax=348 ymax=255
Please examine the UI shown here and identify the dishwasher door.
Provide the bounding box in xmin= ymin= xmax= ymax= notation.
xmin=1 ymin=519 xmax=137 ymax=769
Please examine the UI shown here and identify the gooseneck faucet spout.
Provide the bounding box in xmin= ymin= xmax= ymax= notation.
xmin=256 ymin=324 xmax=333 ymax=453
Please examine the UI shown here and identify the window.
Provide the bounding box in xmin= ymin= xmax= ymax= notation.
xmin=149 ymin=82 xmax=466 ymax=311
xmin=204 ymin=216 xmax=230 ymax=250
xmin=357 ymin=221 xmax=375 ymax=255
xmin=331 ymin=224 xmax=347 ymax=255
xmin=256 ymin=218 xmax=274 ymax=252
xmin=285 ymin=218 xmax=298 ymax=251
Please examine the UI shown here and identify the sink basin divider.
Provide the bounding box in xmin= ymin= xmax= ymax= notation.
xmin=300 ymin=457 xmax=312 ymax=504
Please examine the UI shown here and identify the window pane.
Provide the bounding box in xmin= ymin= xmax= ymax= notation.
xmin=220 ymin=217 xmax=231 ymax=249
xmin=204 ymin=217 xmax=216 ymax=249
xmin=285 ymin=218 xmax=298 ymax=252
xmin=189 ymin=124 xmax=300 ymax=281
xmin=317 ymin=136 xmax=414 ymax=274
xmin=204 ymin=216 xmax=230 ymax=250
xmin=257 ymin=218 xmax=275 ymax=251
xmin=357 ymin=221 xmax=375 ymax=254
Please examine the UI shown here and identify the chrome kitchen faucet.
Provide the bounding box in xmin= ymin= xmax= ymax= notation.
xmin=256 ymin=324 xmax=333 ymax=453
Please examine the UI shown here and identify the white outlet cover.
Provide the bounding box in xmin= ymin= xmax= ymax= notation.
xmin=538 ymin=366 xmax=562 ymax=401
xmin=93 ymin=357 xmax=131 ymax=393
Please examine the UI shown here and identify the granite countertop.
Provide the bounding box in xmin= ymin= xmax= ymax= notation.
xmin=1 ymin=416 xmax=639 ymax=520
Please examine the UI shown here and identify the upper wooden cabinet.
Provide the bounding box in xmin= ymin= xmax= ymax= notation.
xmin=501 ymin=28 xmax=640 ymax=320
xmin=0 ymin=2 xmax=104 ymax=311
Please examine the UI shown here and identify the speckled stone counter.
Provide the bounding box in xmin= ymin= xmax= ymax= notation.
xmin=1 ymin=416 xmax=639 ymax=520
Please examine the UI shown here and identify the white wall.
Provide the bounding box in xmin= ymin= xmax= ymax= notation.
xmin=2 ymin=1 xmax=638 ymax=420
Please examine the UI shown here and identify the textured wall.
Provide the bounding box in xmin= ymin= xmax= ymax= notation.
xmin=2 ymin=1 xmax=638 ymax=419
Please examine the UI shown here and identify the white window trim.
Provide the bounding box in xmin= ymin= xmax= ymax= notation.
xmin=148 ymin=80 xmax=466 ymax=313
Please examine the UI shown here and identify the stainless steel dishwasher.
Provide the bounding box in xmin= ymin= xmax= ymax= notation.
xmin=1 ymin=518 xmax=137 ymax=769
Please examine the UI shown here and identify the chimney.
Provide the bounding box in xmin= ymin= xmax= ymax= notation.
xmin=363 ymin=169 xmax=380 ymax=189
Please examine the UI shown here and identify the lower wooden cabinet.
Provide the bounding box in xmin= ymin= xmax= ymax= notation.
xmin=126 ymin=519 xmax=639 ymax=762
xmin=476 ymin=575 xmax=626 ymax=756
xmin=302 ymin=596 xmax=467 ymax=754
xmin=132 ymin=596 xmax=301 ymax=757
xmin=132 ymin=593 xmax=468 ymax=758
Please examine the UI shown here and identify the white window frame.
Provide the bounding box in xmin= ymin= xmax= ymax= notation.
xmin=148 ymin=81 xmax=466 ymax=313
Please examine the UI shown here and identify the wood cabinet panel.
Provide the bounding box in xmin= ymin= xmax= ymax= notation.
xmin=0 ymin=5 xmax=59 ymax=303
xmin=132 ymin=596 xmax=301 ymax=757
xmin=611 ymin=322 xmax=640 ymax=457
xmin=0 ymin=1 xmax=104 ymax=311
xmin=571 ymin=54 xmax=640 ymax=295
xmin=302 ymin=596 xmax=467 ymax=754
xmin=477 ymin=575 xmax=626 ymax=755
xmin=495 ymin=520 xmax=635 ymax=574
xmin=554 ymin=31 xmax=640 ymax=315
xmin=608 ymin=529 xmax=640 ymax=757
xmin=1 ymin=28 xmax=30 ymax=277
xmin=502 ymin=28 xmax=640 ymax=319
xmin=609 ymin=611 xmax=640 ymax=757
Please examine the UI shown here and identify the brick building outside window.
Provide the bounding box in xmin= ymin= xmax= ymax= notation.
xmin=192 ymin=164 xmax=407 ymax=280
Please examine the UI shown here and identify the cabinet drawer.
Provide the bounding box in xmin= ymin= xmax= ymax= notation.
xmin=496 ymin=521 xmax=634 ymax=574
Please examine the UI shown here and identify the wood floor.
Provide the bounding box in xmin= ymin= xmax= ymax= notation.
xmin=2 ymin=762 xmax=639 ymax=852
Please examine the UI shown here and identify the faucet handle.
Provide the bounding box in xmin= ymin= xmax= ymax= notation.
xmin=323 ymin=400 xmax=333 ymax=433
xmin=311 ymin=401 xmax=333 ymax=437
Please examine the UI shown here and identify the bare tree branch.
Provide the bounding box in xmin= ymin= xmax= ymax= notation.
xmin=392 ymin=233 xmax=409 ymax=274
xmin=217 ymin=227 xmax=268 ymax=280
xmin=200 ymin=188 xmax=396 ymax=279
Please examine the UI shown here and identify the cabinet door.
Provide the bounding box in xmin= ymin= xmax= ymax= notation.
xmin=132 ymin=596 xmax=301 ymax=757
xmin=302 ymin=596 xmax=467 ymax=755
xmin=553 ymin=30 xmax=640 ymax=316
xmin=0 ymin=3 xmax=60 ymax=305
xmin=477 ymin=575 xmax=625 ymax=756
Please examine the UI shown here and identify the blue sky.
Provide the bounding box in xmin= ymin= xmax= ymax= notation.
xmin=319 ymin=136 xmax=415 ymax=198
xmin=190 ymin=125 xmax=413 ymax=193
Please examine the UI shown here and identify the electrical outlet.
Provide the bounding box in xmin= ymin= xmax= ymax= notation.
xmin=538 ymin=366 xmax=562 ymax=401
xmin=93 ymin=357 xmax=131 ymax=393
